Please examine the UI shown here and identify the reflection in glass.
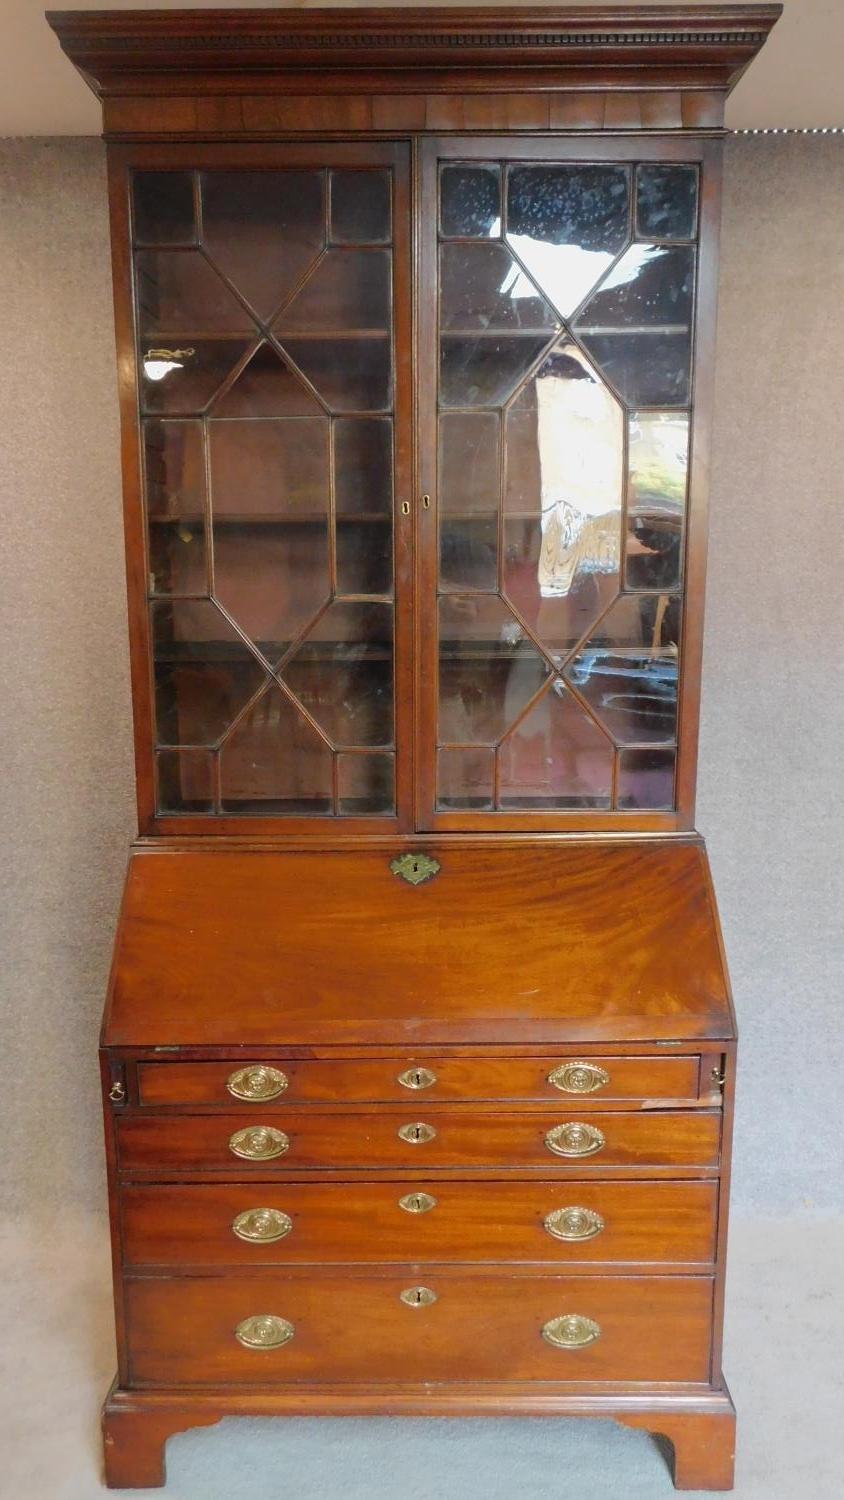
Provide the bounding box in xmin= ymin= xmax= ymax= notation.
xmin=438 ymin=595 xmax=549 ymax=744
xmin=575 ymin=244 xmax=695 ymax=406
xmin=437 ymin=747 xmax=495 ymax=810
xmin=334 ymin=418 xmax=393 ymax=515
xmin=440 ymin=243 xmax=557 ymax=331
xmin=337 ymin=752 xmax=394 ymax=814
xmin=281 ymin=337 xmax=391 ymax=412
xmin=220 ymin=683 xmax=333 ymax=813
xmin=440 ymin=334 xmax=552 ymax=408
xmin=157 ymin=748 xmax=214 ymax=813
xmin=440 ymin=165 xmax=501 ymax=238
xmin=331 ymin=170 xmax=391 ymax=244
xmin=213 ymin=342 xmax=324 ymax=418
xmin=150 ymin=599 xmax=268 ymax=746
xmin=636 ymin=165 xmax=698 ymax=241
xmin=281 ymin=601 xmax=394 ymax=747
xmin=133 ymin=172 xmax=195 ymax=246
xmin=140 ymin=339 xmax=251 ymax=415
xmin=617 ymin=746 xmax=676 ymax=809
xmin=502 ymin=340 xmax=623 ymax=659
xmin=626 ymin=411 xmax=689 ymax=590
xmin=564 ymin=593 xmax=681 ymax=744
xmin=506 ymin=165 xmax=629 ymax=317
xmin=498 ymin=681 xmax=613 ymax=808
xmin=276 ymin=249 xmax=391 ymax=333
xmin=201 ymin=171 xmax=325 ymax=320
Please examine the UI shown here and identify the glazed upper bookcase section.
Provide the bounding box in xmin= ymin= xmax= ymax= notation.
xmin=48 ymin=7 xmax=782 ymax=137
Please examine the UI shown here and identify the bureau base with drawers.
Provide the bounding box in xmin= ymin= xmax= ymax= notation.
xmin=100 ymin=840 xmax=737 ymax=1490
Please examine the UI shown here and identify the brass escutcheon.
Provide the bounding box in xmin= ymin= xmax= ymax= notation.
xmin=398 ymin=1121 xmax=437 ymax=1145
xmin=397 ymin=1066 xmax=437 ymax=1091
xmin=542 ymin=1314 xmax=601 ymax=1350
xmin=234 ymin=1314 xmax=294 ymax=1349
xmin=543 ymin=1206 xmax=605 ymax=1242
xmin=544 ymin=1122 xmax=605 ymax=1158
xmin=227 ymin=1065 xmax=289 ymax=1101
xmin=232 ymin=1208 xmax=293 ymax=1243
xmin=390 ymin=852 xmax=440 ymax=886
xmin=400 ymin=1286 xmax=438 ymax=1307
xmin=398 ymin=1192 xmax=437 ymax=1214
xmin=229 ymin=1126 xmax=290 ymax=1161
xmin=547 ymin=1062 xmax=610 ymax=1095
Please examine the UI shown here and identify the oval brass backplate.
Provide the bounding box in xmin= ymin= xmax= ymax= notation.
xmin=397 ymin=1121 xmax=437 ymax=1145
xmin=227 ymin=1065 xmax=289 ymax=1101
xmin=543 ymin=1206 xmax=605 ymax=1242
xmin=235 ymin=1314 xmax=295 ymax=1350
xmin=547 ymin=1062 xmax=610 ymax=1095
xmin=400 ymin=1286 xmax=438 ymax=1307
xmin=397 ymin=1066 xmax=437 ymax=1091
xmin=542 ymin=1314 xmax=601 ymax=1350
xmin=398 ymin=1192 xmax=437 ymax=1214
xmin=232 ymin=1208 xmax=293 ymax=1243
xmin=544 ymin=1122 xmax=606 ymax=1158
xmin=229 ymin=1126 xmax=290 ymax=1161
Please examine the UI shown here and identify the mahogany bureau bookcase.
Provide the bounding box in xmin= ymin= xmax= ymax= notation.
xmin=48 ymin=6 xmax=779 ymax=1491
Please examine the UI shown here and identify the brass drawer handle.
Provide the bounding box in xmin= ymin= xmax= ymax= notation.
xmin=235 ymin=1314 xmax=294 ymax=1349
xmin=545 ymin=1122 xmax=605 ymax=1158
xmin=547 ymin=1063 xmax=610 ymax=1094
xmin=227 ymin=1065 xmax=288 ymax=1101
xmin=229 ymin=1126 xmax=289 ymax=1161
xmin=398 ymin=1121 xmax=437 ymax=1145
xmin=397 ymin=1066 xmax=437 ymax=1091
xmin=400 ymin=1286 xmax=438 ymax=1307
xmin=399 ymin=1192 xmax=437 ymax=1214
xmin=232 ymin=1208 xmax=293 ymax=1243
xmin=544 ymin=1206 xmax=605 ymax=1242
xmin=542 ymin=1314 xmax=601 ymax=1350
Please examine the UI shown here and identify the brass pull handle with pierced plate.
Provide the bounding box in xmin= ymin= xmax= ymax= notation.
xmin=232 ymin=1208 xmax=293 ymax=1243
xmin=227 ymin=1065 xmax=288 ymax=1101
xmin=398 ymin=1066 xmax=437 ymax=1091
xmin=542 ymin=1314 xmax=601 ymax=1349
xmin=229 ymin=1126 xmax=289 ymax=1161
xmin=545 ymin=1122 xmax=605 ymax=1158
xmin=398 ymin=1121 xmax=437 ymax=1145
xmin=544 ymin=1206 xmax=605 ymax=1242
xmin=547 ymin=1062 xmax=610 ymax=1095
xmin=235 ymin=1315 xmax=294 ymax=1349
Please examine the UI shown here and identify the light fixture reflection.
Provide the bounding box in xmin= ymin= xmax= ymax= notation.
xmin=143 ymin=346 xmax=194 ymax=381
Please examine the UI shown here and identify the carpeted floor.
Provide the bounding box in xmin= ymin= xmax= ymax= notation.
xmin=1 ymin=1213 xmax=840 ymax=1499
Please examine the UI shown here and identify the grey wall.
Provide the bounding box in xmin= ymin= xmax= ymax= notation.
xmin=0 ymin=136 xmax=842 ymax=1218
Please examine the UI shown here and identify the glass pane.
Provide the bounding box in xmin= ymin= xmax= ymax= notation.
xmin=148 ymin=519 xmax=206 ymax=597
xmin=440 ymin=165 xmax=501 ymax=238
xmin=564 ymin=593 xmax=681 ymax=745
xmin=212 ymin=342 xmax=324 ymax=418
xmin=140 ymin=339 xmax=251 ymax=416
xmin=219 ymin=683 xmax=333 ymax=814
xmin=334 ymin=418 xmax=393 ymax=515
xmin=439 ymin=411 xmax=499 ymax=514
xmin=156 ymin=748 xmax=214 ymax=813
xmin=144 ymin=419 xmax=205 ymax=520
xmin=498 ymin=682 xmax=613 ymax=808
xmin=337 ymin=518 xmax=392 ymax=595
xmin=617 ymin=747 xmax=676 ymax=809
xmin=331 ymin=170 xmax=391 ymax=244
xmin=440 ymin=243 xmax=558 ymax=331
xmin=506 ymin=165 xmax=630 ymax=317
xmin=134 ymin=172 xmax=195 ymax=246
xmin=150 ymin=599 xmax=268 ymax=746
xmin=502 ymin=340 xmax=623 ymax=662
xmin=337 ymin=753 xmax=394 ymax=814
xmin=440 ymin=515 xmax=497 ymax=591
xmin=575 ymin=244 xmax=695 ymax=407
xmin=209 ymin=418 xmax=329 ymax=519
xmin=282 ymin=601 xmax=393 ymax=748
xmin=438 ymin=595 xmax=549 ymax=745
xmin=201 ymin=171 xmax=325 ymax=320
xmin=626 ymin=411 xmax=689 ymax=590
xmin=440 ymin=334 xmax=552 ymax=409
xmin=276 ymin=249 xmax=391 ymax=333
xmin=437 ymin=747 xmax=494 ymax=810
xmin=281 ymin=337 xmax=391 ymax=412
xmin=136 ymin=250 xmax=253 ymax=335
xmin=636 ymin=165 xmax=698 ymax=241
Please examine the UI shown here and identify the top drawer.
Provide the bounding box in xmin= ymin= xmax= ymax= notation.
xmin=135 ymin=1056 xmax=704 ymax=1108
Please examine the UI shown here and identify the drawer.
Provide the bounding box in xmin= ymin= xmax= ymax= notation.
xmin=124 ymin=1271 xmax=713 ymax=1386
xmin=120 ymin=1180 xmax=718 ymax=1268
xmin=136 ymin=1055 xmax=704 ymax=1107
xmin=116 ymin=1109 xmax=721 ymax=1173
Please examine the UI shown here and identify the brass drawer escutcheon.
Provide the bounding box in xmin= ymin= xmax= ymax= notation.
xmin=397 ymin=1121 xmax=437 ymax=1145
xmin=542 ymin=1314 xmax=601 ymax=1350
xmin=234 ymin=1314 xmax=294 ymax=1350
xmin=390 ymin=852 xmax=440 ymax=886
xmin=545 ymin=1122 xmax=606 ymax=1158
xmin=400 ymin=1286 xmax=438 ymax=1307
xmin=232 ymin=1208 xmax=293 ymax=1243
xmin=398 ymin=1192 xmax=437 ymax=1214
xmin=227 ymin=1065 xmax=288 ymax=1101
xmin=229 ymin=1126 xmax=290 ymax=1161
xmin=544 ymin=1206 xmax=605 ymax=1242
xmin=547 ymin=1062 xmax=610 ymax=1095
xmin=397 ymin=1066 xmax=437 ymax=1091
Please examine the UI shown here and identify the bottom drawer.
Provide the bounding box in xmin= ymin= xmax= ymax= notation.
xmin=125 ymin=1272 xmax=713 ymax=1386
